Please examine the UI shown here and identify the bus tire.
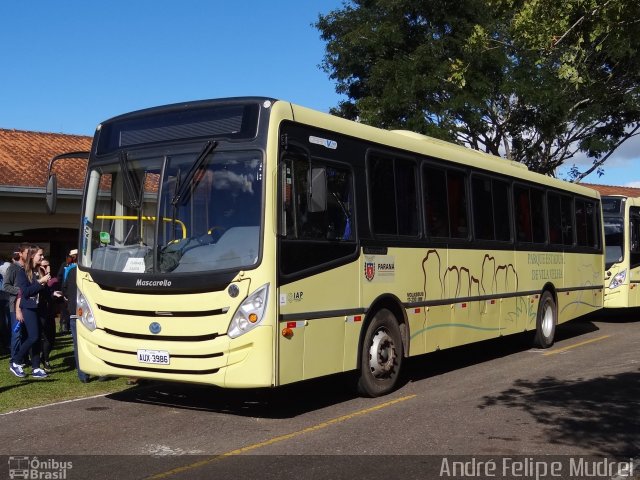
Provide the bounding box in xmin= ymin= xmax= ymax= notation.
xmin=357 ymin=308 xmax=403 ymax=397
xmin=533 ymin=291 xmax=557 ymax=348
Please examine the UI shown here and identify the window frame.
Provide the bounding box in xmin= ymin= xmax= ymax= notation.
xmin=366 ymin=149 xmax=421 ymax=239
xmin=422 ymin=161 xmax=471 ymax=242
xmin=470 ymin=172 xmax=513 ymax=244
xmin=513 ymin=182 xmax=548 ymax=246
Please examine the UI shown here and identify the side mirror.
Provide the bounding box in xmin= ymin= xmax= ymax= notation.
xmin=45 ymin=174 xmax=58 ymax=214
xmin=308 ymin=167 xmax=327 ymax=213
xmin=44 ymin=150 xmax=90 ymax=215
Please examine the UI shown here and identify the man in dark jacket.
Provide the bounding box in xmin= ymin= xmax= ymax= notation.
xmin=56 ymin=251 xmax=75 ymax=334
xmin=3 ymin=248 xmax=27 ymax=363
xmin=0 ymin=256 xmax=11 ymax=350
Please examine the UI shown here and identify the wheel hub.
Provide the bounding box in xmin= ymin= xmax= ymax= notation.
xmin=542 ymin=304 xmax=554 ymax=337
xmin=368 ymin=329 xmax=396 ymax=378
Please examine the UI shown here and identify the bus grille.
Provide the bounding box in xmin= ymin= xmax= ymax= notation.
xmin=102 ymin=328 xmax=220 ymax=342
xmin=97 ymin=304 xmax=228 ymax=317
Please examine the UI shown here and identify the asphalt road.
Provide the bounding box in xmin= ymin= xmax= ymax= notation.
xmin=1 ymin=311 xmax=638 ymax=480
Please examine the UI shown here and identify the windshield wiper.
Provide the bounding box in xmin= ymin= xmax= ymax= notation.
xmin=171 ymin=140 xmax=218 ymax=206
xmin=119 ymin=150 xmax=142 ymax=209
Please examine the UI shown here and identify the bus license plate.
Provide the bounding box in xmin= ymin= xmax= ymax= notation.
xmin=137 ymin=349 xmax=170 ymax=365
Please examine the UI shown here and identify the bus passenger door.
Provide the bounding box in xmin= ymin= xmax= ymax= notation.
xmin=277 ymin=151 xmax=358 ymax=384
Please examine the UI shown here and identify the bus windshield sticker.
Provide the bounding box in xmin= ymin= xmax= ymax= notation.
xmin=309 ymin=136 xmax=337 ymax=150
xmin=82 ymin=216 xmax=91 ymax=257
xmin=123 ymin=257 xmax=146 ymax=273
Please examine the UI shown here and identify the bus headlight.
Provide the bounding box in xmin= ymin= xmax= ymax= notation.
xmin=227 ymin=283 xmax=269 ymax=339
xmin=77 ymin=288 xmax=97 ymax=331
xmin=608 ymin=270 xmax=627 ymax=290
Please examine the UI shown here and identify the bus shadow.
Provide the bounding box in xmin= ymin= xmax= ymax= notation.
xmin=105 ymin=373 xmax=359 ymax=418
xmin=589 ymin=307 xmax=640 ymax=324
xmin=401 ymin=317 xmax=600 ymax=385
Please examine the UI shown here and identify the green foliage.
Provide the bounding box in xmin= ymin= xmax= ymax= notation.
xmin=316 ymin=0 xmax=640 ymax=179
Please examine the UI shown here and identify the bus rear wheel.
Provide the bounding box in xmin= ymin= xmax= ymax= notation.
xmin=533 ymin=291 xmax=557 ymax=348
xmin=357 ymin=308 xmax=403 ymax=397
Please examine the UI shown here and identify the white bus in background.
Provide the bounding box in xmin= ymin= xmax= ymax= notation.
xmin=602 ymin=195 xmax=640 ymax=308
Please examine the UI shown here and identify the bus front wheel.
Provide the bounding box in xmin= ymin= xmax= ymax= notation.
xmin=357 ymin=309 xmax=403 ymax=397
xmin=533 ymin=291 xmax=557 ymax=348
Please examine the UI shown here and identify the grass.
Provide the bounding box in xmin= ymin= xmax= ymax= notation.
xmin=0 ymin=331 xmax=132 ymax=414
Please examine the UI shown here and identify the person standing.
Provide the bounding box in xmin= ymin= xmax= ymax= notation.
xmin=37 ymin=258 xmax=58 ymax=371
xmin=0 ymin=256 xmax=11 ymax=351
xmin=56 ymin=251 xmax=75 ymax=334
xmin=10 ymin=246 xmax=50 ymax=379
xmin=63 ymin=262 xmax=89 ymax=383
xmin=3 ymin=246 xmax=29 ymax=364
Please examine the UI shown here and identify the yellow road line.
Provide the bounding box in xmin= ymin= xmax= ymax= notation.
xmin=543 ymin=334 xmax=611 ymax=356
xmin=147 ymin=394 xmax=417 ymax=479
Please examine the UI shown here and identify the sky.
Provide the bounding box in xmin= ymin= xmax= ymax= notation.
xmin=1 ymin=1 xmax=637 ymax=188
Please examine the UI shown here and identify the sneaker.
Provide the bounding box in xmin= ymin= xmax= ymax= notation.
xmin=32 ymin=368 xmax=48 ymax=379
xmin=43 ymin=362 xmax=52 ymax=372
xmin=9 ymin=362 xmax=25 ymax=378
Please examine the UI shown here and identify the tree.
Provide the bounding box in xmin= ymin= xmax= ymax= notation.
xmin=316 ymin=0 xmax=640 ymax=180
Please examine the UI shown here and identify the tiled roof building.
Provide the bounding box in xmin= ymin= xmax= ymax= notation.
xmin=0 ymin=128 xmax=92 ymax=267
xmin=582 ymin=183 xmax=640 ymax=198
xmin=0 ymin=128 xmax=91 ymax=189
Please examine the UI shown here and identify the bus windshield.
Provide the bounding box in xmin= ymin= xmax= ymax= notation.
xmin=604 ymin=216 xmax=624 ymax=269
xmin=81 ymin=144 xmax=263 ymax=274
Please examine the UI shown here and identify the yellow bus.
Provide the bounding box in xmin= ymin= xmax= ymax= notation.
xmin=601 ymin=195 xmax=640 ymax=308
xmin=57 ymin=97 xmax=604 ymax=396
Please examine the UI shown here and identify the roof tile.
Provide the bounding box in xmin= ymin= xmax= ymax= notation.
xmin=581 ymin=183 xmax=640 ymax=198
xmin=0 ymin=128 xmax=91 ymax=189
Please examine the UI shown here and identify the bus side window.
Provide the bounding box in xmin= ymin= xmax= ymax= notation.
xmin=472 ymin=176 xmax=511 ymax=242
xmin=423 ymin=165 xmax=468 ymax=239
xmin=424 ymin=166 xmax=450 ymax=237
xmin=560 ymin=195 xmax=574 ymax=245
xmin=369 ymin=155 xmax=396 ymax=235
xmin=548 ymin=193 xmax=562 ymax=245
xmin=369 ymin=154 xmax=418 ymax=237
xmin=493 ymin=179 xmax=511 ymax=241
xmin=575 ymin=199 xmax=598 ymax=248
xmin=472 ymin=176 xmax=494 ymax=240
xmin=326 ymin=166 xmax=354 ymax=241
xmin=575 ymin=199 xmax=588 ymax=246
xmin=514 ymin=186 xmax=532 ymax=242
xmin=530 ymin=188 xmax=546 ymax=243
xmin=447 ymin=170 xmax=468 ymax=239
xmin=282 ymin=156 xmax=353 ymax=242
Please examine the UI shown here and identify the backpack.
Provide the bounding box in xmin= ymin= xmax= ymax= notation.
xmin=63 ymin=263 xmax=77 ymax=283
